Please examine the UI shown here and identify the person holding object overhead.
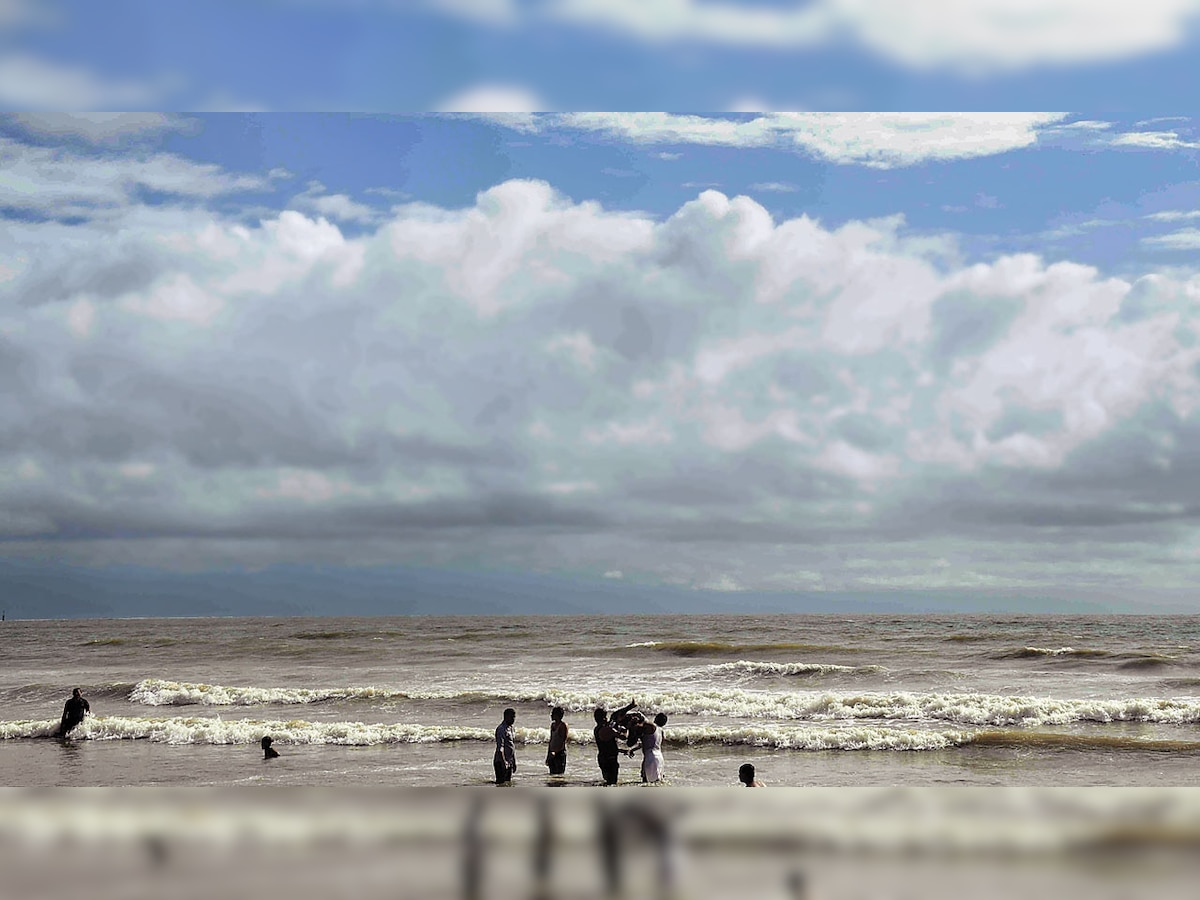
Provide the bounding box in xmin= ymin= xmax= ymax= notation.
xmin=593 ymin=700 xmax=637 ymax=785
xmin=494 ymin=708 xmax=517 ymax=785
xmin=55 ymin=688 xmax=90 ymax=738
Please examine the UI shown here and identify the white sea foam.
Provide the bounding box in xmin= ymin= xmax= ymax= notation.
xmin=129 ymin=679 xmax=414 ymax=707
xmin=665 ymin=723 xmax=974 ymax=751
xmin=708 ymin=661 xmax=888 ymax=678
xmin=0 ymin=715 xmax=976 ymax=751
xmin=1029 ymin=647 xmax=1081 ymax=656
xmin=0 ymin=719 xmax=60 ymax=740
xmin=0 ymin=716 xmax=505 ymax=745
xmin=126 ymin=679 xmax=1200 ymax=727
xmin=517 ymin=687 xmax=1200 ymax=727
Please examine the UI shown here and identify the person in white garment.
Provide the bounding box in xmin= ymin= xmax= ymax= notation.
xmin=638 ymin=712 xmax=667 ymax=783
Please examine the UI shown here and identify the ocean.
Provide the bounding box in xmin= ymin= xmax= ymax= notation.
xmin=4 ymin=613 xmax=1200 ymax=788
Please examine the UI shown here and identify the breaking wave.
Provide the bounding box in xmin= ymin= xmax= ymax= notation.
xmin=0 ymin=715 xmax=975 ymax=751
xmin=9 ymin=716 xmax=1198 ymax=754
xmin=0 ymin=716 xmax=502 ymax=745
xmin=130 ymin=679 xmax=416 ymax=707
xmin=125 ymin=680 xmax=1200 ymax=727
xmin=707 ymin=661 xmax=887 ymax=678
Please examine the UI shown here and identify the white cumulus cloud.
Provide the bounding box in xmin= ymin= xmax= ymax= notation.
xmin=9 ymin=158 xmax=1200 ymax=592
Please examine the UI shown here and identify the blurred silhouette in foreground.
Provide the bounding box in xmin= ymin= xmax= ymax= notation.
xmin=598 ymin=796 xmax=683 ymax=898
xmin=4 ymin=787 xmax=1200 ymax=900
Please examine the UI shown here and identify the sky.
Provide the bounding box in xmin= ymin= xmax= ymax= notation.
xmin=4 ymin=1 xmax=1200 ymax=110
xmin=4 ymin=112 xmax=1200 ymax=615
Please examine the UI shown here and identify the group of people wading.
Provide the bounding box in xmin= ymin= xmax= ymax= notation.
xmin=52 ymin=688 xmax=765 ymax=784
xmin=494 ymin=700 xmax=668 ymax=786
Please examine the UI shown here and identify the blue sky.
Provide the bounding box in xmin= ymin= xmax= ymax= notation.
xmin=148 ymin=112 xmax=1200 ymax=272
xmin=6 ymin=112 xmax=1200 ymax=615
xmin=5 ymin=1 xmax=1200 ymax=110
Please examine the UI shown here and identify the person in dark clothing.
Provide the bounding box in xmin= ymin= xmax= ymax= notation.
xmin=594 ymin=708 xmax=621 ymax=785
xmin=594 ymin=700 xmax=637 ymax=785
xmin=494 ymin=708 xmax=517 ymax=785
xmin=546 ymin=706 xmax=568 ymax=776
xmin=56 ymin=688 xmax=89 ymax=737
xmin=261 ymin=736 xmax=279 ymax=759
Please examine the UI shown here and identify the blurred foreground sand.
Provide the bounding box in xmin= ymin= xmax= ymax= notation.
xmin=2 ymin=787 xmax=1199 ymax=900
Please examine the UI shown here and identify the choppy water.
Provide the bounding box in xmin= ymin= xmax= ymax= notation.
xmin=4 ymin=614 xmax=1200 ymax=786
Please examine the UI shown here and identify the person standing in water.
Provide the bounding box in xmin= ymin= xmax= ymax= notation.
xmin=261 ymin=736 xmax=279 ymax=759
xmin=594 ymin=700 xmax=637 ymax=785
xmin=55 ymin=688 xmax=90 ymax=737
xmin=494 ymin=708 xmax=517 ymax=785
xmin=593 ymin=708 xmax=621 ymax=786
xmin=546 ymin=706 xmax=568 ymax=776
xmin=639 ymin=713 xmax=667 ymax=784
xmin=738 ymin=763 xmax=764 ymax=786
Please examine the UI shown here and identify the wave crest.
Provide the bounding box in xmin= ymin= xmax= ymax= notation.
xmin=993 ymin=647 xmax=1111 ymax=660
xmin=126 ymin=680 xmax=1200 ymax=727
xmin=708 ymin=661 xmax=887 ymax=678
xmin=0 ymin=715 xmax=975 ymax=752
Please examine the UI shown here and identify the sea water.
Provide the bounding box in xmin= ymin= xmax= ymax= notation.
xmin=3 ymin=614 xmax=1200 ymax=787
xmin=6 ymin=614 xmax=1200 ymax=899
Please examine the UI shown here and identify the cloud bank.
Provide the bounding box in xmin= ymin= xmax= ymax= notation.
xmin=437 ymin=0 xmax=1200 ymax=73
xmin=492 ymin=113 xmax=1068 ymax=168
xmin=5 ymin=127 xmax=1200 ymax=601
